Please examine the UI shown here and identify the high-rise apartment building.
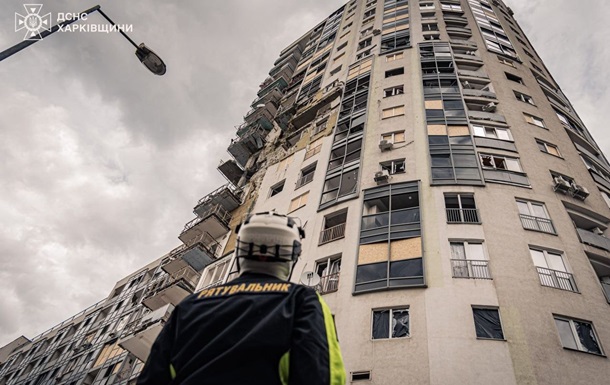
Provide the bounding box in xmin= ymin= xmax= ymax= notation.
xmin=2 ymin=0 xmax=610 ymax=383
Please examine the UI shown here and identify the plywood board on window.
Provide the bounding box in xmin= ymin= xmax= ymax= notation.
xmin=390 ymin=237 xmax=422 ymax=261
xmin=448 ymin=125 xmax=470 ymax=136
xmin=427 ymin=124 xmax=447 ymax=135
xmin=425 ymin=100 xmax=443 ymax=109
xmin=358 ymin=242 xmax=388 ymax=264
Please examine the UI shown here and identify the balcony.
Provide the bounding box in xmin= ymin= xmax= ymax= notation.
xmin=446 ymin=208 xmax=480 ymax=223
xmin=217 ymin=159 xmax=244 ymax=186
xmin=319 ymin=223 xmax=346 ymax=245
xmin=291 ymin=81 xmax=343 ymax=130
xmin=316 ymin=272 xmax=340 ymax=294
xmin=451 ymin=259 xmax=492 ymax=279
xmin=118 ymin=304 xmax=174 ymax=362
xmin=228 ymin=125 xmax=267 ymax=168
xmin=180 ymin=204 xmax=231 ymax=246
xmin=167 ymin=236 xmax=219 ymax=273
xmin=458 ymin=69 xmax=489 ymax=79
xmin=519 ymin=214 xmax=556 ymax=234
xmin=243 ymin=102 xmax=277 ymax=129
xmin=194 ymin=184 xmax=241 ymax=219
xmin=468 ymin=110 xmax=507 ymax=123
xmin=257 ymin=77 xmax=288 ymax=98
xmin=462 ymin=89 xmax=496 ymax=99
xmin=250 ymin=87 xmax=284 ymax=109
xmin=450 ymin=39 xmax=477 ymax=48
xmin=536 ymin=267 xmax=578 ymax=292
xmin=577 ymin=228 xmax=610 ymax=252
xmin=142 ymin=265 xmax=200 ymax=311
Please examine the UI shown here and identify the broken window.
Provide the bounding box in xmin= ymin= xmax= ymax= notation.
xmin=269 ymin=180 xmax=285 ymax=197
xmin=554 ymin=316 xmax=602 ymax=355
xmin=385 ymin=67 xmax=405 ymax=78
xmin=472 ymin=308 xmax=504 ymax=340
xmin=372 ymin=308 xmax=409 ymax=339
xmin=536 ymin=140 xmax=561 ymax=157
xmin=384 ymin=85 xmax=405 ymax=97
xmin=380 ymin=159 xmax=406 ymax=174
xmin=479 ymin=154 xmax=522 ymax=172
xmin=524 ymin=113 xmax=545 ymax=128
xmin=514 ymin=91 xmax=535 ymax=105
xmin=381 ymin=131 xmax=405 ymax=144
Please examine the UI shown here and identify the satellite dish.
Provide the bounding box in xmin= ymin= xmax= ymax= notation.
xmin=300 ymin=271 xmax=320 ymax=287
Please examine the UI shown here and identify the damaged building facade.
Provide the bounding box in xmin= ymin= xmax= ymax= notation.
xmin=2 ymin=0 xmax=610 ymax=383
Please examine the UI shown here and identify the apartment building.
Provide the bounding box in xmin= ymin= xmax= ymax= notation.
xmin=2 ymin=0 xmax=610 ymax=384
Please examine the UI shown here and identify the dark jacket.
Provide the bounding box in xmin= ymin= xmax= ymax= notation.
xmin=136 ymin=273 xmax=345 ymax=385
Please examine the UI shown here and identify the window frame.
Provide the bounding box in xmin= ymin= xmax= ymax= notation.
xmin=385 ymin=67 xmax=405 ymax=78
xmin=524 ymin=113 xmax=546 ymax=128
xmin=382 ymin=105 xmax=405 ymax=119
xmin=269 ymin=180 xmax=285 ymax=197
xmin=536 ymin=139 xmax=562 ymax=158
xmin=289 ymin=191 xmax=309 ymax=213
xmin=554 ymin=316 xmax=604 ymax=355
xmin=380 ymin=131 xmax=406 ymax=144
xmin=514 ymin=91 xmax=535 ymax=105
xmin=380 ymin=158 xmax=406 ymax=174
xmin=479 ymin=153 xmax=523 ymax=172
xmin=472 ymin=307 xmax=505 ymax=340
xmin=383 ymin=85 xmax=405 ymax=98
xmin=371 ymin=307 xmax=410 ymax=340
xmin=296 ymin=163 xmax=317 ymax=189
xmin=386 ymin=52 xmax=404 ymax=62
xmin=472 ymin=124 xmax=513 ymax=141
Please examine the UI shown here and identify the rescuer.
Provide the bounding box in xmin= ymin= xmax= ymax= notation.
xmin=137 ymin=211 xmax=346 ymax=385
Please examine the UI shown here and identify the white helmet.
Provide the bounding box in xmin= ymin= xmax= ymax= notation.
xmin=235 ymin=211 xmax=305 ymax=263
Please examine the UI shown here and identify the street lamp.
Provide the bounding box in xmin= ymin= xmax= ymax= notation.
xmin=0 ymin=5 xmax=166 ymax=75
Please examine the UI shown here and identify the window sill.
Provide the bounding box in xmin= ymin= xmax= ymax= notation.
xmin=447 ymin=221 xmax=482 ymax=225
xmin=562 ymin=347 xmax=606 ymax=358
xmin=382 ymin=113 xmax=405 ymax=120
xmin=476 ymin=337 xmax=506 ymax=341
xmin=371 ymin=336 xmax=410 ymax=341
xmin=526 ymin=122 xmax=547 ymax=130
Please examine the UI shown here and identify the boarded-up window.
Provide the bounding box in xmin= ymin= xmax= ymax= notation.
xmin=289 ymin=192 xmax=309 ymax=212
xmin=382 ymin=105 xmax=405 ymax=118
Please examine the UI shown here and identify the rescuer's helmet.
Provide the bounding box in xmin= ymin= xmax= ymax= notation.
xmin=235 ymin=211 xmax=305 ymax=280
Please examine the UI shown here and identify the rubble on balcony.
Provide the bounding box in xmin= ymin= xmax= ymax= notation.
xmin=291 ymin=80 xmax=343 ymax=130
xmin=180 ymin=204 xmax=232 ymax=246
xmin=194 ymin=184 xmax=242 ymax=218
xmin=118 ymin=304 xmax=174 ymax=362
xmin=228 ymin=123 xmax=268 ymax=168
xmin=243 ymin=101 xmax=277 ymax=129
xmin=141 ymin=265 xmax=200 ymax=311
xmin=217 ymin=159 xmax=244 ymax=186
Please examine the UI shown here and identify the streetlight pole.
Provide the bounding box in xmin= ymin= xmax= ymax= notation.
xmin=0 ymin=4 xmax=166 ymax=75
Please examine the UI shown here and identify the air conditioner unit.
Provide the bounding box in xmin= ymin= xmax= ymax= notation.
xmin=379 ymin=140 xmax=393 ymax=151
xmin=570 ymin=182 xmax=590 ymax=200
xmin=553 ymin=176 xmax=571 ymax=193
xmin=593 ymin=227 xmax=604 ymax=235
xmin=482 ymin=102 xmax=497 ymax=112
xmin=374 ymin=170 xmax=390 ymax=183
xmin=462 ymin=81 xmax=472 ymax=89
xmin=372 ymin=28 xmax=381 ymax=35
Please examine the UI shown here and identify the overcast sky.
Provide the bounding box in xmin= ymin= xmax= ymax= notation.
xmin=0 ymin=0 xmax=608 ymax=347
